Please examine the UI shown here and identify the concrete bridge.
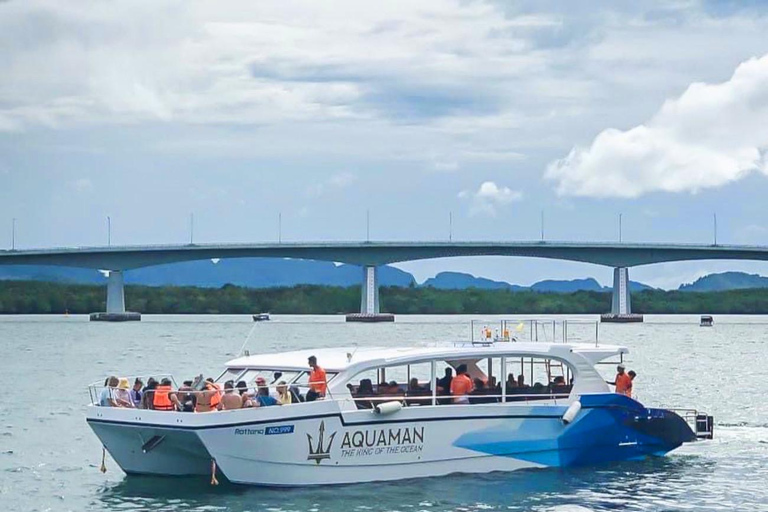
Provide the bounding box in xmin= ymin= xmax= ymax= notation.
xmin=3 ymin=241 xmax=768 ymax=318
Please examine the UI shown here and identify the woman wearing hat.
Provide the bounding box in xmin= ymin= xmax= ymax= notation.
xmin=114 ymin=378 xmax=135 ymax=408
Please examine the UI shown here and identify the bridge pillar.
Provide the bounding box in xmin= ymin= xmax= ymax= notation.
xmin=602 ymin=267 xmax=643 ymax=323
xmin=360 ymin=265 xmax=379 ymax=315
xmin=346 ymin=265 xmax=394 ymax=322
xmin=90 ymin=270 xmax=141 ymax=322
xmin=106 ymin=270 xmax=125 ymax=314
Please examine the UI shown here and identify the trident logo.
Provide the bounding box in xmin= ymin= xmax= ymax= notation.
xmin=306 ymin=421 xmax=336 ymax=465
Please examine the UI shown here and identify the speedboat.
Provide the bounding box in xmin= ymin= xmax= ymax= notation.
xmin=86 ymin=335 xmax=713 ymax=486
xmin=700 ymin=315 xmax=714 ymax=327
xmin=252 ymin=313 xmax=270 ymax=322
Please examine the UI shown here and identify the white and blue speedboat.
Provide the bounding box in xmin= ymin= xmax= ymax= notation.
xmin=86 ymin=335 xmax=713 ymax=486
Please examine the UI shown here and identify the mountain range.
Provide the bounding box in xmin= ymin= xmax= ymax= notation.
xmin=0 ymin=259 xmax=767 ymax=293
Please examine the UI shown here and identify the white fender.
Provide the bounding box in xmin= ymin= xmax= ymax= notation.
xmin=562 ymin=400 xmax=582 ymax=425
xmin=373 ymin=401 xmax=403 ymax=415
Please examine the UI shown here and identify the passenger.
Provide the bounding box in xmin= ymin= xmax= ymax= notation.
xmin=130 ymin=378 xmax=143 ymax=408
xmin=220 ymin=380 xmax=243 ymax=410
xmin=354 ymin=378 xmax=375 ymax=409
xmin=207 ymin=378 xmax=223 ymax=410
xmin=550 ymin=376 xmax=569 ymax=396
xmin=114 ymin=378 xmax=134 ymax=408
xmin=195 ymin=379 xmax=221 ymax=412
xmin=236 ymin=380 xmax=253 ymax=408
xmin=489 ymin=375 xmax=501 ymax=397
xmin=505 ymin=373 xmax=518 ymax=396
xmin=153 ymin=378 xmax=181 ymax=411
xmin=306 ymin=355 xmax=327 ymax=401
xmin=517 ymin=374 xmax=529 ymax=389
xmin=627 ymin=370 xmax=637 ymax=398
xmin=388 ymin=380 xmax=404 ymax=397
xmin=406 ymin=378 xmax=431 ymax=406
xmin=99 ymin=376 xmax=119 ymax=407
xmin=254 ymin=377 xmax=280 ymax=406
xmin=176 ymin=380 xmax=194 ymax=405
xmin=607 ymin=364 xmax=632 ymax=397
xmin=276 ymin=381 xmax=292 ymax=405
xmin=141 ymin=378 xmax=157 ymax=409
xmin=469 ymin=378 xmax=497 ymax=404
xmin=450 ymin=364 xmax=474 ymax=404
xmin=436 ymin=368 xmax=453 ymax=395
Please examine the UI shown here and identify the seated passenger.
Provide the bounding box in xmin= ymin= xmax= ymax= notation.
xmin=141 ymin=378 xmax=157 ymax=409
xmin=99 ymin=376 xmax=119 ymax=407
xmin=195 ymin=379 xmax=221 ymax=412
xmin=450 ymin=364 xmax=474 ymax=404
xmin=354 ymin=379 xmax=375 ymax=409
xmin=130 ymin=378 xmax=143 ymax=408
xmin=469 ymin=378 xmax=497 ymax=404
xmin=406 ymin=378 xmax=431 ymax=406
xmin=236 ymin=380 xmax=253 ymax=408
xmin=176 ymin=380 xmax=194 ymax=405
xmin=550 ymin=376 xmax=570 ymax=395
xmin=532 ymin=382 xmax=546 ymax=395
xmin=276 ymin=381 xmax=292 ymax=405
xmin=254 ymin=377 xmax=280 ymax=407
xmin=517 ymin=374 xmax=529 ymax=389
xmin=220 ymin=380 xmax=243 ymax=410
xmin=153 ymin=378 xmax=181 ymax=411
xmin=114 ymin=378 xmax=134 ymax=408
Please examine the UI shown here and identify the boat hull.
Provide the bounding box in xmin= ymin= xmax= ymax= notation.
xmin=87 ymin=394 xmax=695 ymax=486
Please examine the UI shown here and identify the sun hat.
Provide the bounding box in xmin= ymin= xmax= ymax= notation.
xmin=617 ymin=364 xmax=626 ymax=370
xmin=118 ymin=378 xmax=130 ymax=390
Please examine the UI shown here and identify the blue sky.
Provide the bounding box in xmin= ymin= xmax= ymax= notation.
xmin=2 ymin=0 xmax=768 ymax=289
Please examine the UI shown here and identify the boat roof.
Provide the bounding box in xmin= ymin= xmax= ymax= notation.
xmin=224 ymin=342 xmax=628 ymax=372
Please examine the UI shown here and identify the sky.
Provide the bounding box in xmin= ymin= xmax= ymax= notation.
xmin=2 ymin=0 xmax=768 ymax=289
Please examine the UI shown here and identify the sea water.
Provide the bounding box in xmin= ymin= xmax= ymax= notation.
xmin=0 ymin=314 xmax=766 ymax=512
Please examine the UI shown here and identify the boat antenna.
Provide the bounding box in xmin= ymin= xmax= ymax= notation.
xmin=238 ymin=322 xmax=259 ymax=357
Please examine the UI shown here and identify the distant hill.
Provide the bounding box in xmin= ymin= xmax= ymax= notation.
xmin=422 ymin=272 xmax=526 ymax=290
xmin=679 ymin=271 xmax=768 ymax=292
xmin=0 ymin=259 xmax=415 ymax=288
xmin=421 ymin=271 xmax=651 ymax=293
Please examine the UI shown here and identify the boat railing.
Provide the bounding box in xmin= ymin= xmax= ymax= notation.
xmin=470 ymin=318 xmax=600 ymax=346
xmin=87 ymin=374 xmax=178 ymax=405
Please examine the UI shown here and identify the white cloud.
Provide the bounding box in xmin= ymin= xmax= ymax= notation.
xmin=70 ymin=178 xmax=93 ymax=193
xmin=459 ymin=181 xmax=522 ymax=216
xmin=306 ymin=172 xmax=357 ymax=197
xmin=546 ymin=53 xmax=768 ymax=197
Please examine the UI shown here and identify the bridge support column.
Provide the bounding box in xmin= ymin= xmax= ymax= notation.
xmin=346 ymin=265 xmax=394 ymax=322
xmin=602 ymin=267 xmax=642 ymax=323
xmin=90 ymin=270 xmax=141 ymax=322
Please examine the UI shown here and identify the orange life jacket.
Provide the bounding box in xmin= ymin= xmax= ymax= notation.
xmin=208 ymin=383 xmax=222 ymax=408
xmin=615 ymin=373 xmax=632 ymax=396
xmin=153 ymin=385 xmax=174 ymax=411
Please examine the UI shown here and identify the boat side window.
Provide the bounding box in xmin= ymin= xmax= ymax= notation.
xmin=216 ymin=368 xmax=245 ymax=383
xmin=294 ymin=370 xmax=338 ymax=387
xmin=505 ymin=357 xmax=573 ymax=401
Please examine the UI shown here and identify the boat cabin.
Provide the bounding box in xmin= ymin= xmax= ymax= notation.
xmin=219 ymin=343 xmax=627 ymax=410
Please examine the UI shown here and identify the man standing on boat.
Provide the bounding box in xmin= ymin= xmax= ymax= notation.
xmin=607 ymin=364 xmax=632 ymax=397
xmin=307 ymin=355 xmax=327 ymax=401
xmin=450 ymin=364 xmax=474 ymax=403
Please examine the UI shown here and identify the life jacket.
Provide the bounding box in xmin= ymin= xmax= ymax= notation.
xmin=615 ymin=373 xmax=632 ymax=396
xmin=153 ymin=385 xmax=174 ymax=411
xmin=208 ymin=383 xmax=222 ymax=409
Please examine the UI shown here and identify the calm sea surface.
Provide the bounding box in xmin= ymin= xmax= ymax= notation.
xmin=1 ymin=314 xmax=766 ymax=512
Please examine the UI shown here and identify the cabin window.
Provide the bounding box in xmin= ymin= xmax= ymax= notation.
xmin=216 ymin=368 xmax=245 ymax=383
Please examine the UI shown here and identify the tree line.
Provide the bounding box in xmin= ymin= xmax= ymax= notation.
xmin=2 ymin=280 xmax=768 ymax=314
